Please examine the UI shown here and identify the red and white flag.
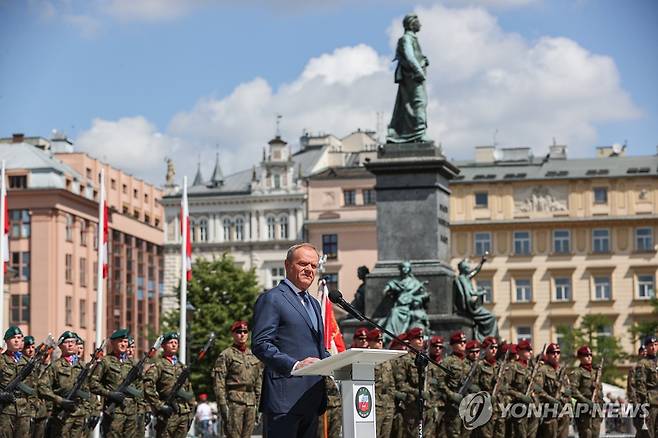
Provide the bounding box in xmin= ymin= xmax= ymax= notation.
xmin=101 ymin=201 xmax=108 ymax=278
xmin=180 ymin=182 xmax=192 ymax=281
xmin=319 ymin=279 xmax=346 ymax=354
xmin=1 ymin=161 xmax=8 ymax=273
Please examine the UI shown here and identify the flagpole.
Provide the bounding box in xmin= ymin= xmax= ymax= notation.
xmin=179 ymin=176 xmax=188 ymax=363
xmin=95 ymin=168 xmax=105 ymax=350
xmin=0 ymin=160 xmax=6 ymax=332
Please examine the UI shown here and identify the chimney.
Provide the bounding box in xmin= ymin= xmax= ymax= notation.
xmin=475 ymin=146 xmax=497 ymax=163
xmin=500 ymin=147 xmax=532 ymax=162
xmin=12 ymin=133 xmax=24 ymax=143
xmin=549 ymin=144 xmax=567 ymax=160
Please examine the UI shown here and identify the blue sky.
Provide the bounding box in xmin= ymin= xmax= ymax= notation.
xmin=1 ymin=0 xmax=656 ymax=185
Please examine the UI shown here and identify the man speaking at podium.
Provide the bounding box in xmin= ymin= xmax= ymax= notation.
xmin=252 ymin=243 xmax=331 ymax=438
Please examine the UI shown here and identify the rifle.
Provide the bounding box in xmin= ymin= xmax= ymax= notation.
xmin=0 ymin=335 xmax=56 ymax=411
xmin=160 ymin=333 xmax=216 ymax=415
xmin=458 ymin=348 xmax=486 ymax=395
xmin=105 ymin=336 xmax=163 ymax=415
xmin=524 ymin=343 xmax=547 ymax=397
xmin=56 ymin=340 xmax=106 ymax=421
xmin=491 ymin=349 xmax=510 ymax=399
xmin=591 ymin=357 xmax=605 ymax=402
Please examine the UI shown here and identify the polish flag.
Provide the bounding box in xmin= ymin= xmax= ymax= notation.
xmin=180 ymin=183 xmax=192 ymax=281
xmin=319 ymin=278 xmax=346 ymax=354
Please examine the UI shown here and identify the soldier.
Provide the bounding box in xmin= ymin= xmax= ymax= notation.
xmin=436 ymin=331 xmax=471 ymax=438
xmin=390 ymin=331 xmax=410 ymax=438
xmin=125 ymin=335 xmax=148 ymax=437
xmin=635 ymin=335 xmax=658 ymax=438
xmin=212 ymin=321 xmax=262 ymax=438
xmin=569 ymin=345 xmax=604 ymax=438
xmin=0 ymin=326 xmax=32 ymax=437
xmin=534 ymin=343 xmax=566 ymax=438
xmin=351 ymin=327 xmax=370 ymax=348
xmin=90 ymin=328 xmax=139 ymax=438
xmin=628 ymin=345 xmax=647 ymax=437
xmin=473 ymin=336 xmax=505 ymax=438
xmin=144 ymin=332 xmax=195 ymax=438
xmin=38 ymin=331 xmax=90 ymax=437
xmin=426 ymin=335 xmax=446 ymax=438
xmin=22 ymin=335 xmax=47 ymax=438
xmin=76 ymin=335 xmax=102 ymax=435
xmin=368 ymin=328 xmax=396 ymax=438
xmin=504 ymin=339 xmax=534 ymax=438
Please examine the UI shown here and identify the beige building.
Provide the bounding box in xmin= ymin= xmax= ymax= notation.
xmin=304 ymin=144 xmax=658 ymax=355
xmin=0 ymin=133 xmax=164 ymax=353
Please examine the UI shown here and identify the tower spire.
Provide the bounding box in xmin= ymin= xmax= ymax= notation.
xmin=210 ymin=149 xmax=224 ymax=187
xmin=192 ymin=156 xmax=204 ymax=186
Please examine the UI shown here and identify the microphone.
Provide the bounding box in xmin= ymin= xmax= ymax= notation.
xmin=328 ymin=290 xmax=365 ymax=321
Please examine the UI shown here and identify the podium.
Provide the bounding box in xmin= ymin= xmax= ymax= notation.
xmin=292 ymin=348 xmax=406 ymax=438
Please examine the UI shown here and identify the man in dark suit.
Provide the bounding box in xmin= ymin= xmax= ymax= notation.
xmin=252 ymin=243 xmax=331 ymax=438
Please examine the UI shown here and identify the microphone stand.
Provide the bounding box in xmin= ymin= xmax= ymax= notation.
xmin=329 ymin=291 xmax=452 ymax=438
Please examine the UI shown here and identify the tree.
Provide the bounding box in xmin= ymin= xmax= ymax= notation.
xmin=630 ymin=298 xmax=658 ymax=344
xmin=556 ymin=314 xmax=628 ymax=383
xmin=162 ymin=254 xmax=261 ymax=398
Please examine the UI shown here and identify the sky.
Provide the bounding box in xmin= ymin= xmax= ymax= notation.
xmin=1 ymin=0 xmax=657 ymax=187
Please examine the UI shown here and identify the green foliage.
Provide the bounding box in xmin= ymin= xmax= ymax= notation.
xmin=630 ymin=298 xmax=658 ymax=344
xmin=162 ymin=254 xmax=260 ymax=399
xmin=556 ymin=314 xmax=628 ymax=383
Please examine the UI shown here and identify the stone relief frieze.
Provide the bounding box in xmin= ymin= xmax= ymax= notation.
xmin=514 ymin=186 xmax=568 ymax=213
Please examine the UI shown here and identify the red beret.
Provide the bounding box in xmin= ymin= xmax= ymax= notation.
xmin=449 ymin=331 xmax=467 ymax=345
xmin=231 ymin=320 xmax=248 ymax=332
xmin=517 ymin=339 xmax=532 ymax=351
xmin=407 ymin=327 xmax=423 ymax=340
xmin=367 ymin=328 xmax=383 ymax=342
xmin=354 ymin=326 xmax=369 ymax=339
xmin=482 ymin=336 xmax=498 ymax=348
xmin=389 ymin=332 xmax=408 ymax=350
xmin=502 ymin=343 xmax=518 ymax=355
xmin=546 ymin=343 xmax=560 ymax=354
xmin=430 ymin=336 xmax=444 ymax=346
xmin=465 ymin=340 xmax=481 ymax=352
xmin=577 ymin=345 xmax=592 ymax=357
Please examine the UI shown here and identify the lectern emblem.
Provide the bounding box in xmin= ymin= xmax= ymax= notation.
xmin=355 ymin=387 xmax=372 ymax=418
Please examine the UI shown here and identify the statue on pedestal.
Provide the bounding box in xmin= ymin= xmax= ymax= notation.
xmin=387 ymin=13 xmax=430 ymax=144
xmin=453 ymin=254 xmax=499 ymax=341
xmin=351 ymin=266 xmax=370 ymax=315
xmin=381 ymin=261 xmax=429 ymax=342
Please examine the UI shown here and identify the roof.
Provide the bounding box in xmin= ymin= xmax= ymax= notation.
xmin=0 ymin=142 xmax=83 ymax=184
xmin=307 ymin=166 xmax=373 ymax=180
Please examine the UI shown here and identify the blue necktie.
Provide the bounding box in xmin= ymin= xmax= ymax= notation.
xmin=299 ymin=292 xmax=318 ymax=331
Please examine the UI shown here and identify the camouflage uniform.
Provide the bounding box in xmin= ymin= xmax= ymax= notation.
xmin=628 ymin=352 xmax=646 ymax=438
xmin=29 ymin=361 xmax=50 ymax=438
xmin=635 ymin=353 xmax=658 ymax=438
xmin=391 ymin=353 xmax=409 ymax=438
xmin=38 ymin=356 xmax=91 ymax=437
xmin=436 ymin=352 xmax=470 ymax=438
xmin=144 ymin=356 xmax=195 ymax=438
xmin=212 ymin=344 xmax=262 ymax=438
xmin=317 ymin=377 xmax=342 ymax=438
xmin=375 ymin=359 xmax=397 ymax=438
xmin=568 ymin=364 xmax=603 ymax=438
xmin=393 ymin=352 xmax=431 ymax=438
xmin=0 ymin=352 xmax=32 ymax=438
xmin=129 ymin=356 xmax=149 ymax=436
xmin=503 ymin=360 xmax=533 ymax=438
xmin=472 ymin=358 xmax=505 ymax=438
xmin=534 ymin=362 xmax=566 ymax=438
xmin=90 ymin=353 xmax=139 ymax=438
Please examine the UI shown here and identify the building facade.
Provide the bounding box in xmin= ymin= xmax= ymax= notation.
xmin=0 ymin=134 xmax=164 ymax=353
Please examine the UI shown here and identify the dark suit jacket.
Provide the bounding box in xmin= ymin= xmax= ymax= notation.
xmin=251 ymin=280 xmax=330 ymax=415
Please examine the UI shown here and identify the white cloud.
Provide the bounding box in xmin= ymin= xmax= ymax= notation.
xmin=100 ymin=0 xmax=208 ymax=22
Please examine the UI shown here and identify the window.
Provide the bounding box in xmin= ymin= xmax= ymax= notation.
xmin=144 ymin=214 xmax=150 ymax=224
xmin=133 ymin=188 xmax=138 ymax=198
xmin=516 ymin=326 xmax=532 ymax=343
xmin=198 ymin=219 xmax=208 ymax=242
xmin=271 ymin=267 xmax=285 ymax=287
xmin=111 ymin=179 xmax=116 ymax=190
xmin=235 ymin=218 xmax=245 ymax=241
xmin=80 ymin=299 xmax=87 ymax=328
xmin=515 ymin=279 xmax=532 ymax=302
xmin=593 ymin=276 xmax=611 ymax=301
xmin=635 ymin=228 xmax=654 ymax=252
xmin=144 ymin=193 xmax=149 ymax=203
xmin=273 ymin=174 xmax=281 ymax=189
xmin=593 ymin=187 xmax=608 ymax=204
xmin=322 ymin=234 xmax=338 ymax=259
xmin=553 ymin=230 xmax=570 ymax=254
xmin=79 ymin=257 xmax=87 ymax=287
xmin=514 ymin=231 xmax=531 ymax=255
xmin=475 ymin=192 xmax=488 ymax=208
xmin=122 ymin=184 xmax=127 ymax=194
xmin=10 ymin=209 xmax=30 ymax=238
xmin=592 ymin=229 xmax=610 ymax=253
xmin=279 ymin=216 xmax=288 ymax=239
xmin=223 ymin=219 xmax=231 ymax=241
xmin=343 ymin=190 xmax=356 ymax=206
xmin=596 ymin=325 xmax=613 ymax=338
xmin=477 ymin=279 xmax=493 ymax=304
xmin=65 ymin=254 xmax=73 ymax=283
xmin=474 ymin=232 xmax=491 ymax=256
xmin=86 ymin=167 xmax=92 ymax=179
xmin=80 ymin=220 xmax=87 ymax=246
xmin=8 ymin=175 xmax=27 ymax=189
xmin=65 ymin=296 xmax=73 ymax=326
xmin=324 ymin=273 xmax=339 ymax=292
xmin=637 ymin=275 xmax=655 ymax=300
xmin=363 ymin=189 xmax=376 ymax=205
xmin=554 ymin=277 xmax=571 ymax=301
xmin=10 ymin=295 xmax=29 ymax=324
xmin=267 ymin=217 xmax=276 ymax=240
xmin=10 ymin=252 xmax=30 ymax=281
xmin=65 ymin=214 xmax=74 ymax=241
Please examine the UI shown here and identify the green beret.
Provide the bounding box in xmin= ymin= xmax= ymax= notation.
xmin=76 ymin=334 xmax=85 ymax=345
xmin=58 ymin=331 xmax=78 ymax=345
xmin=162 ymin=332 xmax=179 ymax=343
xmin=4 ymin=326 xmax=23 ymax=341
xmin=110 ymin=328 xmax=130 ymax=340
xmin=128 ymin=336 xmax=135 ymax=347
xmin=23 ymin=336 xmax=35 ymax=346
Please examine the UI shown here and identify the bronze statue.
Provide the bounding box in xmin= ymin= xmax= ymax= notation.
xmin=165 ymin=157 xmax=175 ymax=186
xmin=386 ymin=13 xmax=430 ymax=144
xmin=380 ymin=261 xmax=429 ymax=342
xmin=351 ymin=266 xmax=369 ymax=315
xmin=453 ymin=254 xmax=499 ymax=341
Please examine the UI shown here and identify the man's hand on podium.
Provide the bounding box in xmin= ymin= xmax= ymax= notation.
xmin=293 ymin=357 xmax=321 ymax=371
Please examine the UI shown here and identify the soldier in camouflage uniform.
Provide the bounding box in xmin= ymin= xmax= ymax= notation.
xmin=144 ymin=332 xmax=195 ymax=438
xmin=22 ymin=335 xmax=49 ymax=438
xmin=472 ymin=336 xmax=505 ymax=438
xmin=38 ymin=331 xmax=91 ymax=437
xmin=77 ymin=335 xmax=102 ymax=434
xmin=436 ymin=331 xmax=471 ymax=438
xmin=0 ymin=326 xmax=32 ymax=438
xmin=534 ymin=343 xmax=567 ymax=438
xmin=426 ymin=335 xmax=446 ymax=438
xmin=635 ymin=335 xmax=658 ymax=438
xmin=212 ymin=321 xmax=262 ymax=438
xmin=127 ymin=336 xmax=148 ymax=436
xmin=351 ymin=326 xmax=370 ymax=349
xmin=504 ymin=339 xmax=535 ymax=438
xmin=390 ymin=332 xmax=409 ymax=438
xmin=90 ymin=328 xmax=140 ymax=438
xmin=569 ymin=345 xmax=604 ymax=438
xmin=628 ymin=345 xmax=646 ymax=437
xmin=368 ymin=328 xmax=396 ymax=438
